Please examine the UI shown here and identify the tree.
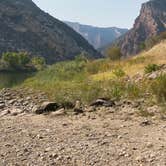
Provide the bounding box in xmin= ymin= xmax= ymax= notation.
xmin=2 ymin=52 xmax=30 ymax=69
xmin=31 ymin=57 xmax=46 ymax=70
xmin=106 ymin=46 xmax=122 ymax=61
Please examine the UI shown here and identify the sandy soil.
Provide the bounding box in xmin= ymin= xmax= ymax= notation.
xmin=0 ymin=108 xmax=166 ymax=166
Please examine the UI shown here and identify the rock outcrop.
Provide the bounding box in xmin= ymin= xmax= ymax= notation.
xmin=114 ymin=0 xmax=166 ymax=56
xmin=0 ymin=0 xmax=100 ymax=63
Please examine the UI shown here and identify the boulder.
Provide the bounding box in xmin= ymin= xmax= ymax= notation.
xmin=148 ymin=72 xmax=158 ymax=80
xmin=33 ymin=102 xmax=59 ymax=114
xmin=74 ymin=100 xmax=84 ymax=114
xmin=90 ymin=98 xmax=115 ymax=107
xmin=74 ymin=108 xmax=84 ymax=115
xmin=50 ymin=108 xmax=66 ymax=117
xmin=60 ymin=101 xmax=75 ymax=109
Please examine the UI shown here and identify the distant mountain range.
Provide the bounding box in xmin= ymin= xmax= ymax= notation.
xmin=0 ymin=0 xmax=100 ymax=64
xmin=111 ymin=0 xmax=166 ymax=56
xmin=65 ymin=21 xmax=128 ymax=49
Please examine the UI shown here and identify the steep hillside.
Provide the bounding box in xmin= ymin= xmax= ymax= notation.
xmin=112 ymin=0 xmax=166 ymax=56
xmin=65 ymin=21 xmax=128 ymax=49
xmin=93 ymin=40 xmax=166 ymax=81
xmin=0 ymin=0 xmax=100 ymax=63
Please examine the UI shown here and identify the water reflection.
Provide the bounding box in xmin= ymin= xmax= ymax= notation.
xmin=0 ymin=72 xmax=34 ymax=88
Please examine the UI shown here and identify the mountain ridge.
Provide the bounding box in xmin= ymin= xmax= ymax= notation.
xmin=0 ymin=0 xmax=100 ymax=63
xmin=111 ymin=0 xmax=166 ymax=56
xmin=65 ymin=21 xmax=128 ymax=49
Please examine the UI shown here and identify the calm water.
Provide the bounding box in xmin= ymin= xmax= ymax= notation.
xmin=0 ymin=72 xmax=34 ymax=89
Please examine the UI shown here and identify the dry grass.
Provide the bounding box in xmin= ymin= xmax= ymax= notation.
xmin=22 ymin=40 xmax=166 ymax=104
xmin=92 ymin=40 xmax=166 ymax=81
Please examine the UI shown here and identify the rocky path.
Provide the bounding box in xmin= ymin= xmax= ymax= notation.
xmin=0 ymin=88 xmax=49 ymax=116
xmin=0 ymin=88 xmax=166 ymax=165
xmin=0 ymin=105 xmax=166 ymax=166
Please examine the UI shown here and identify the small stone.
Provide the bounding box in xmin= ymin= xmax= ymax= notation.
xmin=136 ymin=156 xmax=143 ymax=161
xmin=8 ymin=99 xmax=16 ymax=105
xmin=24 ymin=148 xmax=29 ymax=153
xmin=140 ymin=119 xmax=152 ymax=126
xmin=10 ymin=108 xmax=23 ymax=116
xmin=44 ymin=147 xmax=51 ymax=152
xmin=147 ymin=142 xmax=153 ymax=148
xmin=117 ymin=135 xmax=123 ymax=139
xmin=49 ymin=153 xmax=58 ymax=158
xmin=0 ymin=103 xmax=5 ymax=109
xmin=90 ymin=98 xmax=115 ymax=107
xmin=26 ymin=97 xmax=31 ymax=100
xmin=119 ymin=151 xmax=126 ymax=156
xmin=36 ymin=134 xmax=43 ymax=139
xmin=0 ymin=110 xmax=10 ymax=117
xmin=50 ymin=108 xmax=66 ymax=116
xmin=148 ymin=72 xmax=158 ymax=80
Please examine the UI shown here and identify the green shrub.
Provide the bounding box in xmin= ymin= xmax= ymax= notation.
xmin=31 ymin=57 xmax=46 ymax=70
xmin=106 ymin=46 xmax=122 ymax=61
xmin=110 ymin=84 xmax=123 ymax=100
xmin=2 ymin=52 xmax=30 ymax=70
xmin=151 ymin=74 xmax=166 ymax=103
xmin=23 ymin=58 xmax=154 ymax=104
xmin=144 ymin=64 xmax=160 ymax=74
xmin=112 ymin=68 xmax=126 ymax=78
xmin=125 ymin=83 xmax=142 ymax=99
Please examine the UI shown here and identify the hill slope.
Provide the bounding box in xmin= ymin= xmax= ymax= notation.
xmin=112 ymin=0 xmax=166 ymax=56
xmin=65 ymin=21 xmax=128 ymax=49
xmin=0 ymin=0 xmax=100 ymax=63
xmin=93 ymin=40 xmax=166 ymax=81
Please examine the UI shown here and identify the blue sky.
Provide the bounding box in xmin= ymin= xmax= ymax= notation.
xmin=32 ymin=0 xmax=148 ymax=28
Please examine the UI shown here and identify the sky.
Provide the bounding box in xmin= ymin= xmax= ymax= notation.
xmin=32 ymin=0 xmax=148 ymax=29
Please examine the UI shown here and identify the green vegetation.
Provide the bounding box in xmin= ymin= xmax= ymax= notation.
xmin=1 ymin=52 xmax=31 ymax=70
xmin=0 ymin=52 xmax=46 ymax=71
xmin=151 ymin=74 xmax=166 ymax=103
xmin=21 ymin=52 xmax=165 ymax=107
xmin=112 ymin=68 xmax=126 ymax=78
xmin=106 ymin=46 xmax=122 ymax=61
xmin=1 ymin=45 xmax=165 ymax=107
xmin=22 ymin=58 xmax=152 ymax=104
xmin=144 ymin=64 xmax=160 ymax=74
xmin=31 ymin=57 xmax=46 ymax=70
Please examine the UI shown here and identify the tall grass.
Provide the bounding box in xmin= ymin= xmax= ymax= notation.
xmin=22 ymin=51 xmax=166 ymax=105
xmin=23 ymin=59 xmax=144 ymax=103
xmin=151 ymin=74 xmax=166 ymax=103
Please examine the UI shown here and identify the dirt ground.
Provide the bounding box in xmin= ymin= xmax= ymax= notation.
xmin=0 ymin=108 xmax=166 ymax=166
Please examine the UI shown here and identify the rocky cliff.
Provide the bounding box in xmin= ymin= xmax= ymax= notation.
xmin=65 ymin=21 xmax=128 ymax=49
xmin=114 ymin=0 xmax=166 ymax=56
xmin=0 ymin=0 xmax=100 ymax=63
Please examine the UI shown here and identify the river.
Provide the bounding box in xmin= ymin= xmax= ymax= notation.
xmin=0 ymin=71 xmax=34 ymax=89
